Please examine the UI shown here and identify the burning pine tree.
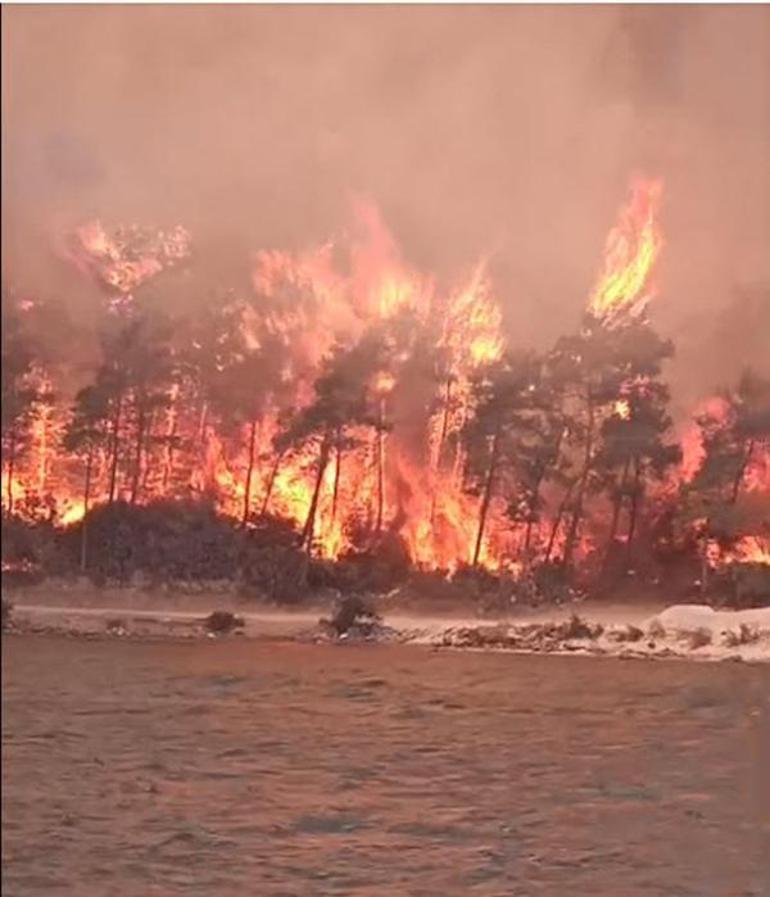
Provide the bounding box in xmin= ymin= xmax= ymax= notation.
xmin=1 ymin=183 xmax=768 ymax=601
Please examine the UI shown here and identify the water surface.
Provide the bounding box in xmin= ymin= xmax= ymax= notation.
xmin=3 ymin=636 xmax=769 ymax=896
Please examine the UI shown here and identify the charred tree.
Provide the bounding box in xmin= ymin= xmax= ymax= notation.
xmin=242 ymin=419 xmax=259 ymax=527
xmin=301 ymin=435 xmax=331 ymax=551
xmin=472 ymin=423 xmax=501 ymax=567
xmin=107 ymin=392 xmax=124 ymax=505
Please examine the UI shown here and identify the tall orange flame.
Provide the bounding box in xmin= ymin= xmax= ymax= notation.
xmin=588 ymin=179 xmax=662 ymax=323
xmin=5 ymin=184 xmax=767 ymax=579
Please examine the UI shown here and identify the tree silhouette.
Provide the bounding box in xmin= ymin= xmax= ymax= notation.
xmin=1 ymin=296 xmax=50 ymax=516
xmin=463 ymin=351 xmax=542 ymax=566
xmin=682 ymin=368 xmax=770 ymax=590
xmin=63 ymin=383 xmax=112 ymax=568
xmin=279 ymin=333 xmax=387 ymax=552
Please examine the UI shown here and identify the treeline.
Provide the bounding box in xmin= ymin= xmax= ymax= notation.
xmin=1 ymin=271 xmax=769 ymax=607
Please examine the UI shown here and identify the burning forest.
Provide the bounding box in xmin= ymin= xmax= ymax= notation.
xmin=2 ymin=180 xmax=769 ymax=607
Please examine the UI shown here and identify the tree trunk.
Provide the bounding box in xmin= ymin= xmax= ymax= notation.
xmin=472 ymin=425 xmax=501 ymax=567
xmin=129 ymin=404 xmax=147 ymax=506
xmin=563 ymin=392 xmax=595 ymax=569
xmin=523 ymin=464 xmax=547 ymax=554
xmin=331 ymin=437 xmax=342 ymax=522
xmin=301 ymin=436 xmax=330 ymax=552
xmin=699 ymin=528 xmax=710 ymax=599
xmin=241 ymin=419 xmax=258 ymax=527
xmin=544 ymin=480 xmax=575 ymax=564
xmin=80 ymin=447 xmax=93 ymax=572
xmin=376 ymin=403 xmax=386 ymax=533
xmin=260 ymin=450 xmax=284 ymax=517
xmin=5 ymin=425 xmax=17 ymax=516
xmin=607 ymin=458 xmax=631 ymax=554
xmin=162 ymin=408 xmax=178 ymax=494
xmin=141 ymin=410 xmax=157 ymax=494
xmin=528 ymin=427 xmax=565 ymax=557
xmin=625 ymin=458 xmax=642 ymax=559
xmin=436 ymin=376 xmax=453 ymax=468
xmin=107 ymin=393 xmax=124 ymax=505
xmin=198 ymin=401 xmax=209 ymax=446
xmin=430 ymin=376 xmax=453 ymax=525
xmin=730 ymin=439 xmax=754 ymax=504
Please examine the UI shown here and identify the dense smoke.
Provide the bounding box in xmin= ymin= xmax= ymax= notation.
xmin=2 ymin=5 xmax=769 ymax=409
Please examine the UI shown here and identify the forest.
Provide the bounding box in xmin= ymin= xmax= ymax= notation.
xmin=2 ymin=182 xmax=769 ymax=609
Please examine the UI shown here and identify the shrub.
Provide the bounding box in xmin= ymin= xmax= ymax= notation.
xmin=327 ymin=595 xmax=381 ymax=635
xmin=725 ymin=563 xmax=770 ymax=609
xmin=1 ymin=514 xmax=59 ymax=576
xmin=239 ymin=515 xmax=308 ymax=603
xmin=310 ymin=533 xmax=411 ymax=595
xmin=559 ymin=613 xmax=603 ymax=640
xmin=61 ymin=500 xmax=242 ymax=584
xmin=204 ymin=610 xmax=245 ymax=634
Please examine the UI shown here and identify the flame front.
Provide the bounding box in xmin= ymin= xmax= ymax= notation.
xmin=3 ymin=183 xmax=768 ymax=580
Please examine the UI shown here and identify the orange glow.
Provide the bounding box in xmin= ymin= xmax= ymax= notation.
xmin=588 ymin=179 xmax=662 ymax=323
xmin=64 ymin=221 xmax=190 ymax=300
xmin=1 ymin=472 xmax=25 ymax=508
xmin=373 ymin=371 xmax=396 ymax=395
xmin=5 ymin=186 xmax=766 ymax=579
xmin=613 ymin=399 xmax=631 ymax=420
xmin=59 ymin=500 xmax=86 ymax=526
xmin=200 ymin=213 xmax=504 ymax=565
xmin=733 ymin=536 xmax=770 ymax=565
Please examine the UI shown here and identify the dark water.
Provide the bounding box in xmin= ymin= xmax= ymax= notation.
xmin=3 ymin=636 xmax=770 ymax=896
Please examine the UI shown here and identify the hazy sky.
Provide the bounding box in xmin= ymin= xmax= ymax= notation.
xmin=2 ymin=5 xmax=769 ymax=407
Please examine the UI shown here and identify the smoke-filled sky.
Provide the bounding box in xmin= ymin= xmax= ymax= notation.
xmin=2 ymin=5 xmax=769 ymax=410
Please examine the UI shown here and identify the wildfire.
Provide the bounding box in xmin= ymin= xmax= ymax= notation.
xmin=182 ymin=210 xmax=502 ymax=566
xmin=443 ymin=263 xmax=504 ymax=369
xmin=709 ymin=535 xmax=770 ymax=568
xmin=613 ymin=399 xmax=631 ymax=420
xmin=588 ymin=179 xmax=662 ymax=323
xmin=64 ymin=220 xmax=191 ymax=304
xmin=4 ymin=181 xmax=768 ymax=583
xmin=733 ymin=536 xmax=770 ymax=565
xmin=59 ymin=500 xmax=86 ymax=527
xmin=373 ymin=371 xmax=396 ymax=395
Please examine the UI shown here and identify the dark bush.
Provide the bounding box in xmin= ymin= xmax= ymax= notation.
xmin=204 ymin=610 xmax=245 ymax=634
xmin=239 ymin=515 xmax=308 ymax=603
xmin=327 ymin=594 xmax=381 ymax=635
xmin=61 ymin=500 xmax=241 ymax=584
xmin=559 ymin=613 xmax=602 ymax=640
xmin=709 ymin=562 xmax=770 ymax=609
xmin=309 ymin=532 xmax=411 ymax=595
xmin=1 ymin=514 xmax=58 ymax=575
xmin=725 ymin=562 xmax=770 ymax=609
xmin=529 ymin=560 xmax=574 ymax=605
xmin=402 ymin=569 xmax=470 ymax=603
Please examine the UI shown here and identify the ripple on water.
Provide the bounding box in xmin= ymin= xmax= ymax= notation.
xmin=2 ymin=637 xmax=769 ymax=897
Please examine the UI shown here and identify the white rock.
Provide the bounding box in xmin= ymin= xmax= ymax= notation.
xmin=647 ymin=604 xmax=770 ymax=636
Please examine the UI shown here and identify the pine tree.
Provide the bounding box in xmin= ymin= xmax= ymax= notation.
xmin=682 ymin=369 xmax=770 ymax=587
xmin=1 ymin=296 xmax=47 ymax=515
xmin=63 ymin=383 xmax=112 ymax=568
xmin=279 ymin=333 xmax=387 ymax=551
xmin=462 ymin=351 xmax=542 ymax=566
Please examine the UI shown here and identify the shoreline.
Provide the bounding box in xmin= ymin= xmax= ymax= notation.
xmin=4 ymin=598 xmax=769 ymax=665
